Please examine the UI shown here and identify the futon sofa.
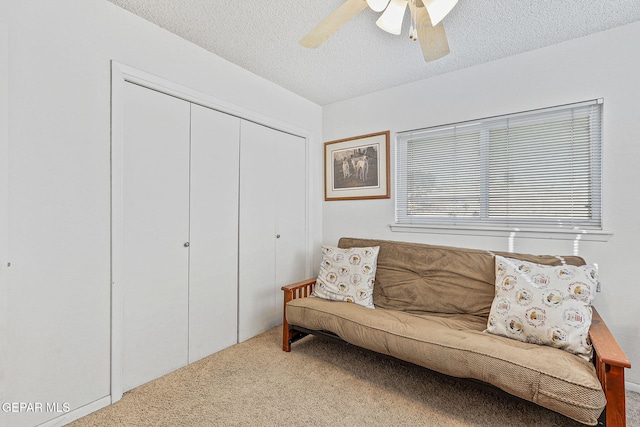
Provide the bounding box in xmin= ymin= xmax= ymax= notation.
xmin=281 ymin=237 xmax=630 ymax=426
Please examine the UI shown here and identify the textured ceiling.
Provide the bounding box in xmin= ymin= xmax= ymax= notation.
xmin=107 ymin=0 xmax=640 ymax=105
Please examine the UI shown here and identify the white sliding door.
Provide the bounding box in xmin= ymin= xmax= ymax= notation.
xmin=238 ymin=121 xmax=307 ymax=342
xmin=238 ymin=121 xmax=277 ymax=342
xmin=189 ymin=104 xmax=240 ymax=363
xmin=274 ymin=132 xmax=308 ymax=298
xmin=121 ymin=82 xmax=190 ymax=391
xmin=114 ymin=69 xmax=309 ymax=396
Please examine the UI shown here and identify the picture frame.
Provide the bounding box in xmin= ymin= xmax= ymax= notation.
xmin=324 ymin=131 xmax=390 ymax=201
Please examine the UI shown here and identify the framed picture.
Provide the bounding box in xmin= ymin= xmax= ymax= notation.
xmin=324 ymin=131 xmax=390 ymax=201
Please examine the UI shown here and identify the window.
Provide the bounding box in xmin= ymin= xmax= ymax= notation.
xmin=395 ymin=100 xmax=603 ymax=232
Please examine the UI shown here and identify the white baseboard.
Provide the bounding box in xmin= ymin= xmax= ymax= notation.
xmin=627 ymin=381 xmax=640 ymax=394
xmin=37 ymin=396 xmax=111 ymax=427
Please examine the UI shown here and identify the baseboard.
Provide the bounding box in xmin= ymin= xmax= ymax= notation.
xmin=627 ymin=381 xmax=640 ymax=394
xmin=37 ymin=396 xmax=111 ymax=427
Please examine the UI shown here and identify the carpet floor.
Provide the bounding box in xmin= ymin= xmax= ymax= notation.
xmin=70 ymin=326 xmax=639 ymax=426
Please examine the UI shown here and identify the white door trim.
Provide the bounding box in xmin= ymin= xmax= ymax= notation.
xmin=110 ymin=61 xmax=312 ymax=403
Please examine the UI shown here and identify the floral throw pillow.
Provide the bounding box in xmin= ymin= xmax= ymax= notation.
xmin=312 ymin=246 xmax=380 ymax=309
xmin=486 ymin=255 xmax=598 ymax=360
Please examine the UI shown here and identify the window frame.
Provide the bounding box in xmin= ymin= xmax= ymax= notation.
xmin=393 ymin=100 xmax=612 ymax=242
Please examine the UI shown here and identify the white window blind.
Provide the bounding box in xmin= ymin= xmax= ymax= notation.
xmin=395 ymin=100 xmax=603 ymax=230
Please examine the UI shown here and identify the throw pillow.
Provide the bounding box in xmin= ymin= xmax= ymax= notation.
xmin=313 ymin=245 xmax=380 ymax=309
xmin=486 ymin=255 xmax=598 ymax=359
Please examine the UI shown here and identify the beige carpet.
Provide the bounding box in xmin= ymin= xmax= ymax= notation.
xmin=71 ymin=326 xmax=639 ymax=427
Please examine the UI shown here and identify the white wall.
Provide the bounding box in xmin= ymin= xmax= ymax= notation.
xmin=323 ymin=21 xmax=640 ymax=387
xmin=0 ymin=1 xmax=322 ymax=426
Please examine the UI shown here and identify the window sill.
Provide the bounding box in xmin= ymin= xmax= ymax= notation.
xmin=389 ymin=224 xmax=613 ymax=242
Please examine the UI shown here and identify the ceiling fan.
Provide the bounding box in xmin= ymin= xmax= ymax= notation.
xmin=300 ymin=0 xmax=458 ymax=62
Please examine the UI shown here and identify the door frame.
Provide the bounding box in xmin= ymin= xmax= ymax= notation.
xmin=110 ymin=61 xmax=312 ymax=402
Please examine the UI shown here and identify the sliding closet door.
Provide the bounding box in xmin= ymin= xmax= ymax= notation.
xmin=189 ymin=104 xmax=240 ymax=363
xmin=238 ymin=121 xmax=277 ymax=342
xmin=274 ymin=132 xmax=307 ymax=297
xmin=238 ymin=121 xmax=307 ymax=342
xmin=121 ymin=83 xmax=190 ymax=392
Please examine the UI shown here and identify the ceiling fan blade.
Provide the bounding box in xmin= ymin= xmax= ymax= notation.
xmin=300 ymin=0 xmax=369 ymax=48
xmin=415 ymin=6 xmax=450 ymax=62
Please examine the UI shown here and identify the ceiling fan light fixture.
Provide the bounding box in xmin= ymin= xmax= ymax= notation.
xmin=422 ymin=0 xmax=458 ymax=26
xmin=366 ymin=0 xmax=391 ymax=13
xmin=375 ymin=0 xmax=409 ymax=35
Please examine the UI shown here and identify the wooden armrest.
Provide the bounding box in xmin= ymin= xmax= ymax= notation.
xmin=281 ymin=278 xmax=317 ymax=352
xmin=589 ymin=307 xmax=631 ymax=427
xmin=590 ymin=307 xmax=631 ymax=369
xmin=281 ymin=277 xmax=317 ymax=293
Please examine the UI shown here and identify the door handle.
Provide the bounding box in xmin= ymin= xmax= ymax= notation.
xmin=184 ymin=242 xmax=190 ymax=247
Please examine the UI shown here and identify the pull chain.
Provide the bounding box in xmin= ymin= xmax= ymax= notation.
xmin=409 ymin=0 xmax=418 ymax=41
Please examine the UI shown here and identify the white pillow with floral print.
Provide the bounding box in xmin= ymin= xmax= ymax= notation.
xmin=312 ymin=246 xmax=380 ymax=309
xmin=486 ymin=255 xmax=598 ymax=360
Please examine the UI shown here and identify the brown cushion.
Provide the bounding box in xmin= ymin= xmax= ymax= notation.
xmin=338 ymin=238 xmax=585 ymax=317
xmin=286 ymin=297 xmax=606 ymax=425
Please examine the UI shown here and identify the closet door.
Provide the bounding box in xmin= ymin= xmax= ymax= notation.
xmin=189 ymin=104 xmax=240 ymax=363
xmin=238 ymin=121 xmax=277 ymax=342
xmin=274 ymin=132 xmax=307 ymax=297
xmin=121 ymin=83 xmax=190 ymax=391
xmin=238 ymin=121 xmax=307 ymax=342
